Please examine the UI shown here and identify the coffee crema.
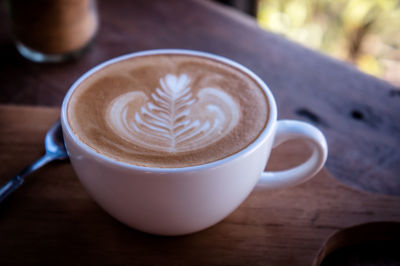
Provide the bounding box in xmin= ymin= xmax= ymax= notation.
xmin=67 ymin=53 xmax=269 ymax=167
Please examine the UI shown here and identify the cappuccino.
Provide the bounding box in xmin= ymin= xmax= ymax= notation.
xmin=67 ymin=52 xmax=269 ymax=167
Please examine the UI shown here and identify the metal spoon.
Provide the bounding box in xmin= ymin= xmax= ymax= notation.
xmin=0 ymin=120 xmax=68 ymax=203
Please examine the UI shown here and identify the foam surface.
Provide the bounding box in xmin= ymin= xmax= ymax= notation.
xmin=67 ymin=54 xmax=269 ymax=167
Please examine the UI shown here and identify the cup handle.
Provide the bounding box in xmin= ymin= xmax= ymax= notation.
xmin=259 ymin=120 xmax=328 ymax=189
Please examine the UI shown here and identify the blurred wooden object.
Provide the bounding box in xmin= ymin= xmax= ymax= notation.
xmin=214 ymin=0 xmax=258 ymax=16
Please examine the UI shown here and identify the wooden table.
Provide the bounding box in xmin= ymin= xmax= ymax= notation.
xmin=1 ymin=0 xmax=399 ymax=265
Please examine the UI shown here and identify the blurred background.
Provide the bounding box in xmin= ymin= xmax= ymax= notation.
xmin=216 ymin=0 xmax=400 ymax=87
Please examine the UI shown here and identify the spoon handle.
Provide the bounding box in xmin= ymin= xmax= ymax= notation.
xmin=0 ymin=155 xmax=54 ymax=203
xmin=0 ymin=176 xmax=25 ymax=203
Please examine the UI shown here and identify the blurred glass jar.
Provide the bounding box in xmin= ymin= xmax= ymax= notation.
xmin=7 ymin=0 xmax=99 ymax=63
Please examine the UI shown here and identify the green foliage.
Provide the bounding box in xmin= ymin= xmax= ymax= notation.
xmin=257 ymin=0 xmax=400 ymax=86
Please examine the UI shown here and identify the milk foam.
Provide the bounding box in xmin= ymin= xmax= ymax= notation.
xmin=67 ymin=53 xmax=269 ymax=167
xmin=106 ymin=73 xmax=240 ymax=152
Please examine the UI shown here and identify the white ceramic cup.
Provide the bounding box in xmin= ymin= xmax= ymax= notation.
xmin=61 ymin=49 xmax=328 ymax=236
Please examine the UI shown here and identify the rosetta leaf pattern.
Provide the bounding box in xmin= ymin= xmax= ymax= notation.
xmin=106 ymin=73 xmax=240 ymax=153
xmin=137 ymin=74 xmax=198 ymax=150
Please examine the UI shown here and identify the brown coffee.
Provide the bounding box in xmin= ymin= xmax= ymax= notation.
xmin=67 ymin=53 xmax=269 ymax=167
xmin=9 ymin=0 xmax=98 ymax=55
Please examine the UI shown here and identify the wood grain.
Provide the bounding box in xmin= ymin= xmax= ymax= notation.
xmin=0 ymin=105 xmax=399 ymax=265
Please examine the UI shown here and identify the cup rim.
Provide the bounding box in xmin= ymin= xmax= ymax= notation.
xmin=61 ymin=49 xmax=278 ymax=172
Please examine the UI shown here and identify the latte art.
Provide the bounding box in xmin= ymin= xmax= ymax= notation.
xmin=106 ymin=74 xmax=240 ymax=152
xmin=67 ymin=53 xmax=269 ymax=167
